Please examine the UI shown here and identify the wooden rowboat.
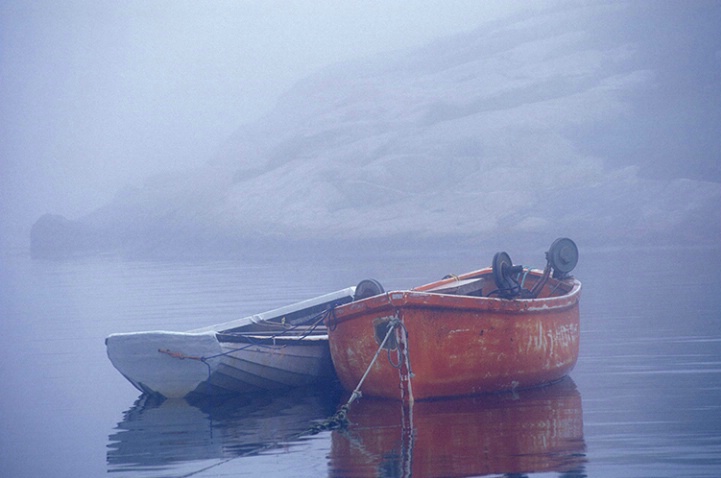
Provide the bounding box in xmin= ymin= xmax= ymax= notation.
xmin=106 ymin=287 xmax=355 ymax=398
xmin=326 ymin=238 xmax=581 ymax=401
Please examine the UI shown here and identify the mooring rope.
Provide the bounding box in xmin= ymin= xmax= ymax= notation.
xmin=386 ymin=318 xmax=412 ymax=372
xmin=158 ymin=307 xmax=415 ymax=475
xmin=395 ymin=316 xmax=415 ymax=406
xmin=306 ymin=316 xmax=401 ymax=434
xmin=175 ymin=316 xmax=405 ymax=477
xmin=175 ymin=314 xmax=413 ymax=478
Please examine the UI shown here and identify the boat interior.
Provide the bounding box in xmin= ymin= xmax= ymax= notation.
xmin=417 ymin=237 xmax=579 ymax=300
xmin=420 ymin=271 xmax=575 ymax=299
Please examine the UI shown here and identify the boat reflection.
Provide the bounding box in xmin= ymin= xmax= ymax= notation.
xmin=107 ymin=387 xmax=340 ymax=474
xmin=329 ymin=377 xmax=586 ymax=478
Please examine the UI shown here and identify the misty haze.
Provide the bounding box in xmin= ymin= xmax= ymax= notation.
xmin=1 ymin=1 xmax=717 ymax=258
xmin=1 ymin=1 xmax=720 ymax=477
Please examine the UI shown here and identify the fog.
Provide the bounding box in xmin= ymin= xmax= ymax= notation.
xmin=2 ymin=1 xmax=719 ymax=257
xmin=1 ymin=0 xmax=532 ymax=249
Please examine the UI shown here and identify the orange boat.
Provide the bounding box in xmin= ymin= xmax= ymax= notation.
xmin=326 ymin=238 xmax=581 ymax=401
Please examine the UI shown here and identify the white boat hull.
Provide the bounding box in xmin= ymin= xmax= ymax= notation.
xmin=106 ymin=287 xmax=355 ymax=398
xmin=106 ymin=331 xmax=334 ymax=398
xmin=106 ymin=331 xmax=223 ymax=398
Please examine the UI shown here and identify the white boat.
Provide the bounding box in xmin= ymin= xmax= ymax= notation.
xmin=106 ymin=287 xmax=356 ymax=398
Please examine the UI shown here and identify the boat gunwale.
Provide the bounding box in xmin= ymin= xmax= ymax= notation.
xmin=216 ymin=332 xmax=329 ymax=345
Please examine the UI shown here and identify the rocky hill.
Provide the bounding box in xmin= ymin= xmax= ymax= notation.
xmin=31 ymin=2 xmax=721 ymax=258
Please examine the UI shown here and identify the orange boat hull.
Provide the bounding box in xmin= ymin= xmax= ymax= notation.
xmin=327 ymin=268 xmax=581 ymax=400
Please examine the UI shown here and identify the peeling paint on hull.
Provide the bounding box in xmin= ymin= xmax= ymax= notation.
xmin=327 ymin=267 xmax=581 ymax=401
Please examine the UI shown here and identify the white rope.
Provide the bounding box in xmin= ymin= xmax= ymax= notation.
xmin=346 ymin=316 xmax=400 ymax=406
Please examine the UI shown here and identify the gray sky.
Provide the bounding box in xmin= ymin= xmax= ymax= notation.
xmin=1 ymin=0 xmax=537 ymax=246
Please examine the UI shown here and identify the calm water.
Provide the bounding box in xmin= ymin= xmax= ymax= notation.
xmin=1 ymin=245 xmax=720 ymax=477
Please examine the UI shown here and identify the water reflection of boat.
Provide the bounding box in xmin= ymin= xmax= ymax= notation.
xmin=107 ymin=387 xmax=339 ymax=474
xmin=328 ymin=377 xmax=586 ymax=478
